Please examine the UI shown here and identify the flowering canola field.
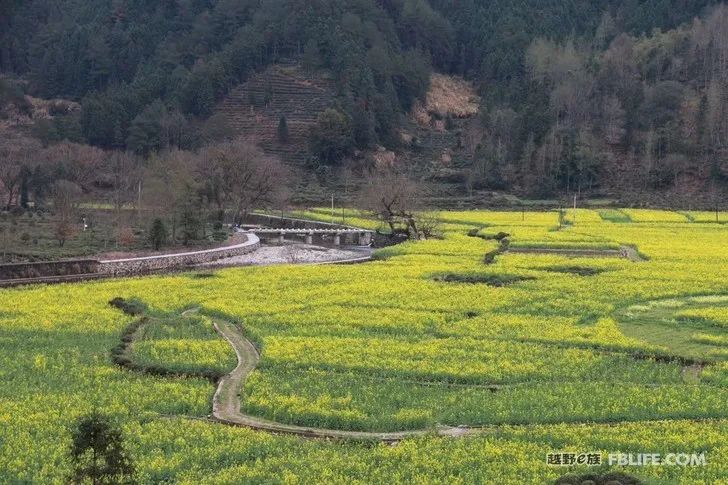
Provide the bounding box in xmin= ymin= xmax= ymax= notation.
xmin=1 ymin=209 xmax=727 ymax=483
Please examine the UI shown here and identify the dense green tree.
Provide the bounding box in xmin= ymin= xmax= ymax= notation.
xmin=149 ymin=218 xmax=168 ymax=250
xmin=302 ymin=38 xmax=321 ymax=71
xmin=392 ymin=50 xmax=431 ymax=111
xmin=277 ymin=116 xmax=290 ymax=144
xmin=69 ymin=411 xmax=134 ymax=484
xmin=310 ymin=109 xmax=354 ymax=165
xmin=126 ymin=100 xmax=167 ymax=156
xmin=179 ymin=66 xmax=216 ymax=117
xmin=352 ymin=104 xmax=377 ymax=149
xmin=3 ymin=0 xmax=453 ymax=153
xmin=179 ymin=188 xmax=202 ymax=245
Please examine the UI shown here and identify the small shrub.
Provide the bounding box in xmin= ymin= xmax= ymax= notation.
xmin=555 ymin=471 xmax=642 ymax=485
xmin=483 ymin=250 xmax=500 ymax=264
xmin=109 ymin=297 xmax=147 ymax=316
xmin=117 ymin=227 xmax=135 ymax=247
xmin=190 ymin=272 xmax=217 ymax=279
xmin=54 ymin=220 xmax=76 ymax=247
xmin=483 ymin=231 xmax=511 ymax=241
xmin=468 ymin=230 xmax=511 ymax=241
xmin=543 ymin=266 xmax=606 ymax=276
xmin=432 ymin=273 xmax=535 ymax=287
xmin=483 ymin=238 xmax=510 ymax=264
xmin=48 ymin=101 xmax=69 ymax=116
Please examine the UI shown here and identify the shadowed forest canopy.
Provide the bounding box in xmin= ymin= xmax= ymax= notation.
xmin=1 ymin=0 xmax=443 ymax=150
xmin=1 ymin=0 xmax=727 ymax=198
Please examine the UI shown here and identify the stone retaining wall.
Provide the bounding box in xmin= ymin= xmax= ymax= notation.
xmin=98 ymin=233 xmax=260 ymax=276
xmin=0 ymin=259 xmax=99 ymax=280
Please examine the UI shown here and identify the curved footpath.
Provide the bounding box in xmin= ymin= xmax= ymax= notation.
xmin=210 ymin=319 xmax=471 ymax=441
xmin=198 ymin=238 xmax=700 ymax=442
xmin=103 ymin=225 xmax=706 ymax=442
xmin=208 ymin=318 xmax=724 ymax=442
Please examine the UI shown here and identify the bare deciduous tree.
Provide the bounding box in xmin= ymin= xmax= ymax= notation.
xmin=203 ymin=138 xmax=290 ymax=223
xmin=46 ymin=142 xmax=105 ymax=192
xmin=0 ymin=136 xmax=40 ymax=209
xmin=105 ymin=151 xmax=139 ymax=213
xmin=142 ymin=149 xmax=198 ymax=242
xmin=602 ymin=96 xmax=626 ymax=145
xmin=358 ymin=168 xmax=436 ymax=239
xmin=103 ymin=151 xmax=141 ymax=245
xmin=52 ymin=180 xmax=81 ymax=246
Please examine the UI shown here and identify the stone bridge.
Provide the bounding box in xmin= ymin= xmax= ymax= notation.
xmin=245 ymin=228 xmax=373 ymax=246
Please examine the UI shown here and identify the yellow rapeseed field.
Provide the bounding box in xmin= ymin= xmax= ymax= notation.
xmin=1 ymin=209 xmax=727 ymax=483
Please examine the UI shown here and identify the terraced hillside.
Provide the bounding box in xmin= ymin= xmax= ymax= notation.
xmin=219 ymin=66 xmax=477 ymax=196
xmin=219 ymin=65 xmax=336 ymax=164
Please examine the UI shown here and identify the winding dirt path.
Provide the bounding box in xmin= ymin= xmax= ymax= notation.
xmin=112 ymin=302 xmax=726 ymax=443
xmin=210 ymin=319 xmax=470 ymax=441
xmin=208 ymin=318 xmax=724 ymax=442
xmin=112 ymin=231 xmax=712 ymax=443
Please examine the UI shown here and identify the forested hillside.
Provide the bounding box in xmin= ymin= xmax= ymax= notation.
xmin=438 ymin=1 xmax=728 ymax=199
xmin=1 ymin=0 xmax=727 ymax=202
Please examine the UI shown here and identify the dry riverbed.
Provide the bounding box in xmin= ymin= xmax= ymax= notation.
xmin=199 ymin=243 xmax=371 ymax=267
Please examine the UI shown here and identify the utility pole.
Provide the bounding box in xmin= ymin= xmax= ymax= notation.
xmin=713 ymin=179 xmax=719 ymax=223
xmin=331 ymin=194 xmax=334 ymax=224
xmin=573 ymin=194 xmax=577 ymax=225
xmin=137 ymin=180 xmax=142 ymax=227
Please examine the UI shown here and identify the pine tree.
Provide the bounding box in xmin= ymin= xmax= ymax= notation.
xmin=302 ymin=39 xmax=321 ymax=71
xmin=263 ymin=81 xmax=273 ymax=107
xmin=149 ymin=218 xmax=168 ymax=250
xmin=179 ymin=192 xmax=201 ymax=245
xmin=277 ymin=116 xmax=289 ymax=144
xmin=352 ymin=104 xmax=376 ymax=149
xmin=113 ymin=120 xmax=125 ymax=150
xmin=310 ymin=109 xmax=354 ymax=165
xmin=69 ymin=411 xmax=135 ymax=484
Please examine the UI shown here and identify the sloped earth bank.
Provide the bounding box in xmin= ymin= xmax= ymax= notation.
xmin=506 ymin=245 xmax=646 ymax=262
